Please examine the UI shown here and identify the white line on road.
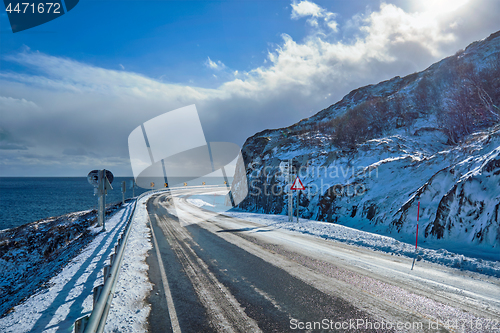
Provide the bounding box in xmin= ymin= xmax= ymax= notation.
xmin=149 ymin=213 xmax=181 ymax=333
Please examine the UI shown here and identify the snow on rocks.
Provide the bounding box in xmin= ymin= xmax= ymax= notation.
xmin=0 ymin=203 xmax=136 ymax=332
xmin=0 ymin=203 xmax=125 ymax=319
xmin=232 ymin=31 xmax=500 ymax=260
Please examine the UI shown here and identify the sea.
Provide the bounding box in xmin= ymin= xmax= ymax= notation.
xmin=0 ymin=176 xmax=233 ymax=231
xmin=0 ymin=177 xmax=149 ymax=231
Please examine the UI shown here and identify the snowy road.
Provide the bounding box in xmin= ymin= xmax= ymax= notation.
xmin=146 ymin=188 xmax=500 ymax=333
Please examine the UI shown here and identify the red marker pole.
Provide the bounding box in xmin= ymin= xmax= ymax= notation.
xmin=411 ymin=201 xmax=420 ymax=270
xmin=415 ymin=201 xmax=420 ymax=249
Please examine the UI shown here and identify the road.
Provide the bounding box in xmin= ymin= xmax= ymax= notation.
xmin=145 ymin=187 xmax=500 ymax=333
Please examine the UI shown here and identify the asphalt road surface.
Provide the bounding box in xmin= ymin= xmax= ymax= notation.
xmin=144 ymin=187 xmax=500 ymax=333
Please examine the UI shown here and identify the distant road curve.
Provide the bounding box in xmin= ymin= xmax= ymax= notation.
xmin=145 ymin=187 xmax=500 ymax=333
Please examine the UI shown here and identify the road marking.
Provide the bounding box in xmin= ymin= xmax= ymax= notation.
xmin=171 ymin=198 xmax=443 ymax=326
xmin=154 ymin=197 xmax=262 ymax=333
xmin=149 ymin=213 xmax=181 ymax=333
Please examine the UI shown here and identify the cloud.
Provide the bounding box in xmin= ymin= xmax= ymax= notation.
xmin=1 ymin=0 xmax=499 ymax=176
xmin=0 ymin=144 xmax=28 ymax=150
xmin=2 ymin=52 xmax=217 ymax=101
xmin=291 ymin=0 xmax=325 ymax=19
xmin=0 ymin=125 xmax=30 ymax=150
xmin=119 ymin=64 xmax=125 ymax=70
xmin=205 ymin=57 xmax=227 ymax=70
xmin=291 ymin=0 xmax=338 ymax=31
xmin=326 ymin=19 xmax=338 ymax=32
xmin=62 ymin=147 xmax=97 ymax=156
xmin=0 ymin=96 xmax=39 ymax=111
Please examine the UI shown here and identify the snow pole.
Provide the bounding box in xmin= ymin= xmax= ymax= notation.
xmin=296 ymin=190 xmax=299 ymax=223
xmin=411 ymin=201 xmax=420 ymax=270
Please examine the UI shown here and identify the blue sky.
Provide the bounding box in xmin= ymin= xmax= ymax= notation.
xmin=1 ymin=0 xmax=499 ymax=176
xmin=1 ymin=1 xmax=395 ymax=85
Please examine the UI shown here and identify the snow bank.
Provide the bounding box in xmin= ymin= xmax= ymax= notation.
xmin=224 ymin=210 xmax=500 ymax=278
xmin=104 ymin=195 xmax=153 ymax=333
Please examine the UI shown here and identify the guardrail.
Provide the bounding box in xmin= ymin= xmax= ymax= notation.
xmin=74 ymin=185 xmax=227 ymax=333
xmin=74 ymin=190 xmax=162 ymax=333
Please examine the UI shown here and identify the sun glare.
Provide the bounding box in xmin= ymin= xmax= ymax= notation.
xmin=415 ymin=0 xmax=470 ymax=16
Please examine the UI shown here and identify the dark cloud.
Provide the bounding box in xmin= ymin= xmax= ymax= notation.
xmin=0 ymin=144 xmax=28 ymax=150
xmin=62 ymin=147 xmax=99 ymax=157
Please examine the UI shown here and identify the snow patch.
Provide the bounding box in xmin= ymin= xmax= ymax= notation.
xmin=187 ymin=198 xmax=215 ymax=208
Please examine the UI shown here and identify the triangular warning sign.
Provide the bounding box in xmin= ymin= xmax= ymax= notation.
xmin=291 ymin=177 xmax=305 ymax=190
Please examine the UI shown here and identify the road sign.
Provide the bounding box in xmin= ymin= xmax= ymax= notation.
xmin=88 ymin=170 xmax=99 ymax=186
xmin=88 ymin=169 xmax=114 ymax=232
xmin=99 ymin=174 xmax=113 ymax=192
xmin=88 ymin=169 xmax=114 ymax=187
xmin=291 ymin=177 xmax=305 ymax=190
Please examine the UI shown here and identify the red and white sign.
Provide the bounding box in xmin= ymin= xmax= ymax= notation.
xmin=291 ymin=177 xmax=305 ymax=190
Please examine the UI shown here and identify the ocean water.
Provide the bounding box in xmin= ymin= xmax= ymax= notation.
xmin=0 ymin=176 xmax=234 ymax=231
xmin=0 ymin=177 xmax=148 ymax=231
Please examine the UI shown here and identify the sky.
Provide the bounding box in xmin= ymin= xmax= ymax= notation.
xmin=0 ymin=0 xmax=499 ymax=177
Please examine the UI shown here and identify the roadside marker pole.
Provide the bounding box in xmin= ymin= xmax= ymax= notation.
xmin=288 ymin=159 xmax=293 ymax=222
xmin=87 ymin=169 xmax=114 ymax=232
xmin=296 ymin=190 xmax=299 ymax=222
xmin=121 ymin=181 xmax=126 ymax=205
xmin=98 ymin=170 xmax=106 ymax=231
xmin=221 ymin=166 xmax=235 ymax=207
xmin=411 ymin=201 xmax=420 ymax=270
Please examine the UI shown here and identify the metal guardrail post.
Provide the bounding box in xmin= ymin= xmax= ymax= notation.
xmin=93 ymin=285 xmax=103 ymax=309
xmin=103 ymin=265 xmax=111 ymax=284
xmin=75 ymin=315 xmax=89 ymax=333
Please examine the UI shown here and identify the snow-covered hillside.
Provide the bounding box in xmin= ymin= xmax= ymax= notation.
xmin=0 ymin=203 xmax=124 ymax=317
xmin=232 ymin=31 xmax=500 ymax=259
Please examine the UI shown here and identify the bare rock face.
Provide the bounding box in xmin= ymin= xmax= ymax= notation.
xmin=231 ymin=31 xmax=500 ymax=252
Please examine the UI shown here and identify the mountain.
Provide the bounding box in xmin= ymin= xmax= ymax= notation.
xmin=231 ymin=31 xmax=500 ymax=258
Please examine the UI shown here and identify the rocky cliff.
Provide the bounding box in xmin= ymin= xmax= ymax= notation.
xmin=231 ymin=31 xmax=500 ymax=257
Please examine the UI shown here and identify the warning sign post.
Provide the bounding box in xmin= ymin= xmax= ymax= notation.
xmin=291 ymin=177 xmax=305 ymax=222
xmin=291 ymin=177 xmax=305 ymax=190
